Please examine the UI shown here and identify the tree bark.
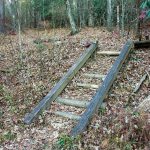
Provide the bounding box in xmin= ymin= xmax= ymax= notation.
xmin=0 ymin=0 xmax=5 ymax=33
xmin=121 ymin=0 xmax=125 ymax=36
xmin=88 ymin=0 xmax=94 ymax=27
xmin=117 ymin=5 xmax=120 ymax=32
xmin=78 ymin=0 xmax=86 ymax=27
xmin=66 ymin=0 xmax=78 ymax=35
xmin=136 ymin=0 xmax=141 ymax=40
xmin=107 ymin=0 xmax=112 ymax=31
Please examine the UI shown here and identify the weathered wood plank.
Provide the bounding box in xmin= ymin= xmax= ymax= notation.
xmin=24 ymin=42 xmax=98 ymax=124
xmin=54 ymin=111 xmax=81 ymax=120
xmin=84 ymin=73 xmax=106 ymax=80
xmin=56 ymin=97 xmax=89 ymax=108
xmin=97 ymin=51 xmax=120 ymax=56
xmin=77 ymin=83 xmax=99 ymax=89
xmin=71 ymin=40 xmax=133 ymax=136
xmin=134 ymin=40 xmax=150 ymax=49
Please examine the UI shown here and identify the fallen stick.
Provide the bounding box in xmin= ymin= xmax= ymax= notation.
xmin=133 ymin=73 xmax=147 ymax=93
xmin=146 ymin=70 xmax=150 ymax=81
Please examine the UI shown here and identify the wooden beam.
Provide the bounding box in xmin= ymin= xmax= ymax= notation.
xmin=71 ymin=40 xmax=133 ymax=137
xmin=56 ymin=97 xmax=89 ymax=108
xmin=24 ymin=42 xmax=98 ymax=124
xmin=97 ymin=51 xmax=120 ymax=56
xmin=84 ymin=73 xmax=106 ymax=80
xmin=54 ymin=111 xmax=81 ymax=120
xmin=77 ymin=83 xmax=99 ymax=89
xmin=134 ymin=40 xmax=150 ymax=49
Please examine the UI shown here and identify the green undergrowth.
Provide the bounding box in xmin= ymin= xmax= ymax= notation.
xmin=0 ymin=131 xmax=16 ymax=144
xmin=52 ymin=134 xmax=81 ymax=150
xmin=0 ymin=84 xmax=14 ymax=106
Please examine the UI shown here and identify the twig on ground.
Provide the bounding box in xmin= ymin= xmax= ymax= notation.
xmin=146 ymin=70 xmax=150 ymax=82
xmin=133 ymin=73 xmax=147 ymax=93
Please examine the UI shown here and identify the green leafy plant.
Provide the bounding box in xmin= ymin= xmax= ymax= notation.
xmin=0 ymin=131 xmax=16 ymax=143
xmin=54 ymin=134 xmax=80 ymax=150
xmin=0 ymin=84 xmax=16 ymax=113
xmin=0 ymin=84 xmax=13 ymax=105
xmin=124 ymin=142 xmax=133 ymax=150
xmin=98 ymin=106 xmax=106 ymax=115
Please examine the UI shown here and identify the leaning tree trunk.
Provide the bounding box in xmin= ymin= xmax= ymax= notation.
xmin=107 ymin=0 xmax=112 ymax=31
xmin=66 ymin=0 xmax=78 ymax=35
xmin=0 ymin=0 xmax=5 ymax=33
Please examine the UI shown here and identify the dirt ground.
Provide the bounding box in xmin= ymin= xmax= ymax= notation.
xmin=0 ymin=28 xmax=149 ymax=149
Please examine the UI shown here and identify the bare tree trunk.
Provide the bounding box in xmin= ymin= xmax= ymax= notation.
xmin=121 ymin=0 xmax=125 ymax=36
xmin=88 ymin=0 xmax=94 ymax=27
xmin=66 ymin=0 xmax=78 ymax=35
xmin=78 ymin=0 xmax=86 ymax=28
xmin=107 ymin=0 xmax=112 ymax=31
xmin=0 ymin=0 xmax=5 ymax=33
xmin=117 ymin=5 xmax=120 ymax=31
xmin=33 ymin=8 xmax=37 ymax=28
xmin=136 ymin=0 xmax=141 ymax=40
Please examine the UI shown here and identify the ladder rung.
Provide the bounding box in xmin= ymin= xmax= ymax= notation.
xmin=77 ymin=83 xmax=99 ymax=89
xmin=54 ymin=111 xmax=81 ymax=120
xmin=56 ymin=97 xmax=89 ymax=108
xmin=97 ymin=51 xmax=120 ymax=56
xmin=84 ymin=73 xmax=106 ymax=80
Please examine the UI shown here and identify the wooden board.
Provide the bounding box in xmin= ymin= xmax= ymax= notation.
xmin=134 ymin=40 xmax=150 ymax=49
xmin=24 ymin=42 xmax=98 ymax=124
xmin=97 ymin=51 xmax=120 ymax=56
xmin=70 ymin=40 xmax=133 ymax=137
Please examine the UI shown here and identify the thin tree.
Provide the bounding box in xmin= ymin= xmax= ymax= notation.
xmin=88 ymin=0 xmax=94 ymax=27
xmin=107 ymin=0 xmax=112 ymax=31
xmin=121 ymin=0 xmax=125 ymax=36
xmin=66 ymin=0 xmax=78 ymax=35
xmin=0 ymin=0 xmax=5 ymax=32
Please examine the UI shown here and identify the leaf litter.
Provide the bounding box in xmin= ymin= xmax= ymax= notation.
xmin=0 ymin=28 xmax=149 ymax=149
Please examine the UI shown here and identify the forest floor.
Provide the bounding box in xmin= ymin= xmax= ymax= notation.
xmin=0 ymin=28 xmax=149 ymax=150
